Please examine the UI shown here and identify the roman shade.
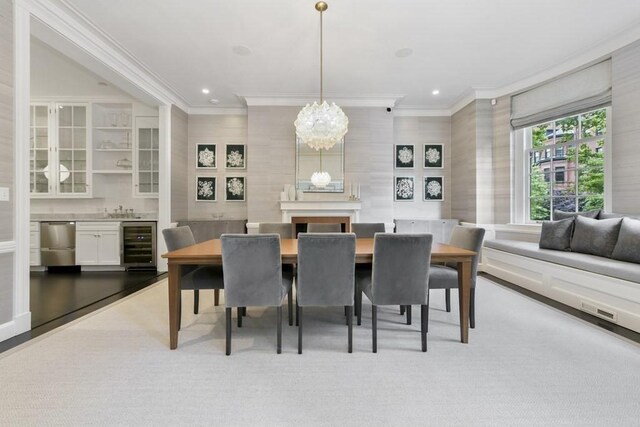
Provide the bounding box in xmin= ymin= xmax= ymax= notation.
xmin=510 ymin=60 xmax=611 ymax=129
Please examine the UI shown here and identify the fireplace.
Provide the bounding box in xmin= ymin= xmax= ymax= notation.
xmin=291 ymin=216 xmax=351 ymax=235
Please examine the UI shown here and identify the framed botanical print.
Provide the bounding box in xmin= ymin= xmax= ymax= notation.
xmin=225 ymin=176 xmax=246 ymax=201
xmin=395 ymin=144 xmax=415 ymax=169
xmin=196 ymin=176 xmax=216 ymax=202
xmin=423 ymin=176 xmax=444 ymax=201
xmin=225 ymin=144 xmax=246 ymax=169
xmin=424 ymin=144 xmax=444 ymax=169
xmin=196 ymin=144 xmax=217 ymax=169
xmin=394 ymin=176 xmax=415 ymax=201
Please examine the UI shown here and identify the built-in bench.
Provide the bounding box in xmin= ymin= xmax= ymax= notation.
xmin=483 ymin=239 xmax=640 ymax=333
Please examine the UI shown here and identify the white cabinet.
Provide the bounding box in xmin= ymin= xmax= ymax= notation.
xmin=393 ymin=219 xmax=459 ymax=244
xmin=30 ymin=221 xmax=41 ymax=266
xmin=29 ymin=103 xmax=91 ymax=198
xmin=134 ymin=116 xmax=159 ymax=197
xmin=92 ymin=103 xmax=133 ymax=174
xmin=76 ymin=222 xmax=121 ymax=266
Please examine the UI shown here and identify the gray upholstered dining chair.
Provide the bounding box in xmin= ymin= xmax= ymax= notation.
xmin=428 ymin=226 xmax=485 ymax=329
xmin=258 ymin=222 xmax=295 ymax=325
xmin=258 ymin=223 xmax=294 ymax=239
xmin=296 ymin=233 xmax=356 ymax=354
xmin=351 ymin=223 xmax=385 ymax=238
xmin=162 ymin=226 xmax=224 ymax=325
xmin=307 ymin=223 xmax=342 ymax=233
xmin=355 ymin=234 xmax=432 ymax=352
xmin=220 ymin=234 xmax=294 ymax=355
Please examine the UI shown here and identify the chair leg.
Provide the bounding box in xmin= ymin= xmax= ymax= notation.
xmin=298 ymin=306 xmax=303 ymax=354
xmin=225 ymin=307 xmax=232 ymax=356
xmin=288 ymin=290 xmax=293 ymax=326
xmin=406 ymin=305 xmax=412 ymax=325
xmin=357 ymin=289 xmax=362 ymax=326
xmin=372 ymin=305 xmax=378 ymax=353
xmin=347 ymin=305 xmax=353 ymax=353
xmin=421 ymin=304 xmax=427 ymax=352
xmin=470 ymin=287 xmax=476 ymax=329
xmin=237 ymin=307 xmax=242 ymax=327
xmin=426 ymin=303 xmax=430 ymax=333
xmin=400 ymin=305 xmax=405 ymax=315
xmin=445 ymin=289 xmax=451 ymax=312
xmin=296 ymin=293 xmax=300 ymax=327
xmin=353 ymin=286 xmax=358 ymax=317
xmin=277 ymin=306 xmax=282 ymax=354
xmin=193 ymin=290 xmax=199 ymax=314
xmin=214 ymin=289 xmax=220 ymax=306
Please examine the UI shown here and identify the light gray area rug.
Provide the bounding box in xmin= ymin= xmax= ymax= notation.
xmin=1 ymin=277 xmax=639 ymax=426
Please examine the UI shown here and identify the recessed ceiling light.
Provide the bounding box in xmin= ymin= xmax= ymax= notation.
xmin=432 ymin=89 xmax=440 ymax=95
xmin=201 ymin=88 xmax=210 ymax=94
xmin=232 ymin=45 xmax=252 ymax=56
xmin=98 ymin=81 xmax=108 ymax=86
xmin=208 ymin=98 xmax=220 ymax=105
xmin=395 ymin=48 xmax=413 ymax=58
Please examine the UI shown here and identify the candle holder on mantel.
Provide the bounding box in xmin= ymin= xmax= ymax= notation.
xmin=348 ymin=183 xmax=361 ymax=201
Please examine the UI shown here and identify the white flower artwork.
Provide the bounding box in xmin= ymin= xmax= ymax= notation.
xmin=395 ymin=145 xmax=415 ymax=168
xmin=196 ymin=144 xmax=217 ymax=169
xmin=423 ymin=144 xmax=444 ymax=169
xmin=225 ymin=144 xmax=246 ymax=169
xmin=196 ymin=177 xmax=216 ymax=201
xmin=225 ymin=176 xmax=246 ymax=201
xmin=423 ymin=176 xmax=444 ymax=201
xmin=395 ymin=177 xmax=414 ymax=201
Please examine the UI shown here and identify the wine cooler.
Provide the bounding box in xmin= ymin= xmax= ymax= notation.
xmin=121 ymin=222 xmax=157 ymax=269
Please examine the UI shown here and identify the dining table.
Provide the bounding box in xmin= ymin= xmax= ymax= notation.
xmin=161 ymin=238 xmax=477 ymax=350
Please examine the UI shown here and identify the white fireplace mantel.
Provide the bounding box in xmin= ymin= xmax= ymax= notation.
xmin=279 ymin=200 xmax=362 ymax=223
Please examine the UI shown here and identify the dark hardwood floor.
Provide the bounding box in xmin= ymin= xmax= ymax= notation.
xmin=0 ymin=269 xmax=165 ymax=354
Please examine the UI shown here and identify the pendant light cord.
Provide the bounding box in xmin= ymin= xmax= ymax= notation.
xmin=320 ymin=8 xmax=323 ymax=103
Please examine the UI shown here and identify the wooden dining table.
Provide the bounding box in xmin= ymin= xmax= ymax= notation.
xmin=161 ymin=238 xmax=476 ymax=350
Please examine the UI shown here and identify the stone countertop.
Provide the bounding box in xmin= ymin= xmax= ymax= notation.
xmin=30 ymin=213 xmax=157 ymax=222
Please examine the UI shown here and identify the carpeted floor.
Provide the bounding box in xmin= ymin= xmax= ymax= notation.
xmin=1 ymin=277 xmax=639 ymax=426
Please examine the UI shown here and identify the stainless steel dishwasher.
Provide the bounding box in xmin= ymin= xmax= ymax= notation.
xmin=40 ymin=222 xmax=76 ymax=266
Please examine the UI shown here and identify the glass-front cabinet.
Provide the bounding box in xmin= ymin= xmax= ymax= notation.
xmin=134 ymin=116 xmax=159 ymax=197
xmin=29 ymin=103 xmax=91 ymax=197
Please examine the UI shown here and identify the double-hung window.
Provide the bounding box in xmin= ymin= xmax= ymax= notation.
xmin=525 ymin=108 xmax=606 ymax=221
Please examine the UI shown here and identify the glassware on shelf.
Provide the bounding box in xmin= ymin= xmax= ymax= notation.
xmin=110 ymin=113 xmax=118 ymax=127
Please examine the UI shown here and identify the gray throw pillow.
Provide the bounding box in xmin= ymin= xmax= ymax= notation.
xmin=539 ymin=218 xmax=574 ymax=251
xmin=554 ymin=209 xmax=600 ymax=220
xmin=598 ymin=212 xmax=640 ymax=220
xmin=611 ymin=218 xmax=640 ymax=263
xmin=570 ymin=216 xmax=622 ymax=258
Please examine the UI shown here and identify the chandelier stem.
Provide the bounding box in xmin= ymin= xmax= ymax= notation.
xmin=320 ymin=8 xmax=323 ymax=103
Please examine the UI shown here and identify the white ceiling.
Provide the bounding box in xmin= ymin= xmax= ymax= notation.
xmin=62 ymin=0 xmax=640 ymax=110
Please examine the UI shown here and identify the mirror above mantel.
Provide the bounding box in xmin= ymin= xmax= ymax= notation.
xmin=296 ymin=136 xmax=344 ymax=193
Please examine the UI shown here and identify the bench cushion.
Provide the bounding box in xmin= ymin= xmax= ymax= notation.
xmin=485 ymin=239 xmax=640 ymax=284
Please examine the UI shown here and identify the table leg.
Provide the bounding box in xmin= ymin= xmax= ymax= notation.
xmin=168 ymin=263 xmax=181 ymax=349
xmin=457 ymin=260 xmax=471 ymax=344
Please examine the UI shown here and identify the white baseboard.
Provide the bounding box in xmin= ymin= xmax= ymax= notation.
xmin=0 ymin=312 xmax=31 ymax=343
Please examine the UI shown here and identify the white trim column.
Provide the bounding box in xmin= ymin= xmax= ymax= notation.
xmin=156 ymin=104 xmax=171 ymax=272
xmin=13 ymin=0 xmax=32 ymax=336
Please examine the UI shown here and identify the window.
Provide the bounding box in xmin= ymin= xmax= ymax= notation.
xmin=526 ymin=108 xmax=606 ymax=221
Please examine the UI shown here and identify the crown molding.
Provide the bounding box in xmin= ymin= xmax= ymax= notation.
xmin=392 ymin=108 xmax=451 ymax=117
xmin=240 ymin=95 xmax=405 ymax=108
xmin=23 ymin=0 xmax=189 ymax=110
xmin=188 ymin=107 xmax=248 ymax=116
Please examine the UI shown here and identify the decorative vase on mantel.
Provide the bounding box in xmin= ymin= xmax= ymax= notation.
xmin=288 ymin=185 xmax=297 ymax=201
xmin=296 ymin=190 xmax=304 ymax=201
